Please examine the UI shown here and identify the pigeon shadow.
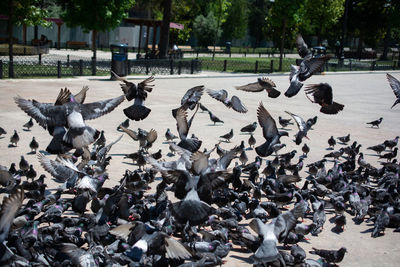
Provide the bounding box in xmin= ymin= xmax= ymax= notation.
xmin=246 ymin=147 xmax=253 ymax=151
xmin=8 ymin=144 xmax=17 ymax=148
xmin=360 ymin=228 xmax=374 ymax=234
xmin=26 ymin=151 xmax=36 ymax=155
xmin=207 ymin=123 xmax=224 ymax=126
xmin=22 ymin=129 xmax=31 ymax=132
xmin=278 ymin=127 xmax=292 ymax=131
xmin=331 ymin=225 xmax=344 ymax=234
xmin=229 ymin=255 xmax=253 ymax=264
xmin=122 ymin=161 xmax=135 ymax=166
xmin=0 ymin=137 xmax=4 ymax=139
xmin=167 ymin=152 xmax=175 ymax=157
xmin=109 ymin=153 xmax=128 ymax=157
xmin=352 ymin=217 xmax=364 ymax=225
xmin=325 ymin=147 xmax=334 ymax=151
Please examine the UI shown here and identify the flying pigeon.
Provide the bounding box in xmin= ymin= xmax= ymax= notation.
xmin=112 ymin=71 xmax=155 ymax=121
xmin=235 ymin=77 xmax=281 ymax=98
xmin=304 ymin=83 xmax=344 ymax=114
xmin=255 ymin=102 xmax=288 ymax=157
xmin=206 ymin=88 xmax=248 ymax=113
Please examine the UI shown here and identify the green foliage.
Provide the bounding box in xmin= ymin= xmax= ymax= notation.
xmin=247 ymin=0 xmax=271 ymax=47
xmin=298 ymin=0 xmax=344 ymax=41
xmin=221 ymin=0 xmax=249 ymax=40
xmin=193 ymin=11 xmax=220 ymax=47
xmin=59 ymin=0 xmax=135 ymax=32
xmin=0 ymin=0 xmax=51 ymax=27
xmin=266 ymin=0 xmax=302 ymax=48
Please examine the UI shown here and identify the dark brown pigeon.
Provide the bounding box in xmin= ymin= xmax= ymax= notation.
xmin=304 ymin=83 xmax=344 ymax=114
xmin=235 ymin=77 xmax=281 ymax=98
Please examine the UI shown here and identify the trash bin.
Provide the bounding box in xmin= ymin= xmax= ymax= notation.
xmin=111 ymin=43 xmax=128 ymax=78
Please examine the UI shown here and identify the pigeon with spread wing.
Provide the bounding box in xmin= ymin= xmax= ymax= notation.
xmin=285 ymin=110 xmax=313 ymax=145
xmin=285 ymin=34 xmax=331 ymax=98
xmin=235 ymin=77 xmax=281 ymax=98
xmin=206 ymin=88 xmax=247 ymax=113
xmin=255 ymin=102 xmax=288 ymax=157
xmin=112 ymin=71 xmax=155 ymax=121
xmin=304 ymin=83 xmax=344 ymax=114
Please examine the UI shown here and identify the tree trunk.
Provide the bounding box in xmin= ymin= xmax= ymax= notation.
xmin=92 ymin=29 xmax=97 ymax=60
xmin=159 ymin=0 xmax=172 ymax=59
xmin=279 ymin=18 xmax=287 ymax=71
xmin=357 ymin=35 xmax=363 ymax=60
xmin=7 ymin=0 xmax=14 ymax=78
xmin=381 ymin=23 xmax=391 ymax=60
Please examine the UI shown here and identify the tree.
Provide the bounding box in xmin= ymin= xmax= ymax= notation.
xmin=266 ymin=0 xmax=302 ymax=70
xmin=221 ymin=0 xmax=248 ymax=41
xmin=298 ymin=0 xmax=345 ymax=45
xmin=0 ymin=0 xmax=50 ymax=77
xmin=193 ymin=11 xmax=220 ymax=48
xmin=59 ymin=0 xmax=134 ymax=60
xmin=158 ymin=0 xmax=172 ymax=58
xmin=381 ymin=0 xmax=400 ymax=60
xmin=248 ymin=0 xmax=271 ymax=48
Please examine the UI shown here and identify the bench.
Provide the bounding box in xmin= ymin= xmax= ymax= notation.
xmin=31 ymin=39 xmax=52 ymax=47
xmin=67 ymin=41 xmax=87 ymax=50
xmin=207 ymin=46 xmax=223 ymax=52
xmin=179 ymin=45 xmax=193 ymax=52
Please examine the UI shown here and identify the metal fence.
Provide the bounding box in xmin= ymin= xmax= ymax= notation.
xmin=0 ymin=49 xmax=201 ymax=79
xmin=0 ymin=50 xmax=399 ymax=79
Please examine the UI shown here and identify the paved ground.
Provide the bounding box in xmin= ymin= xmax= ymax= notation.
xmin=1 ymin=70 xmax=400 ymax=266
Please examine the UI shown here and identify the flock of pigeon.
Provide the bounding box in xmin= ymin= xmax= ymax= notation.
xmin=0 ymin=34 xmax=400 ymax=267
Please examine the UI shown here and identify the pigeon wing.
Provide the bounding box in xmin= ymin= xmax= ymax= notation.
xmin=285 ymin=111 xmax=306 ymax=131
xmin=138 ymin=76 xmax=155 ymax=92
xmin=181 ymin=85 xmax=204 ymax=106
xmin=320 ymin=102 xmax=344 ymax=115
xmin=387 ymin=73 xmax=400 ymax=99
xmin=257 ymin=102 xmax=279 ymax=141
xmin=80 ymin=95 xmax=125 ymax=120
xmin=0 ymin=189 xmax=24 ymax=243
xmin=296 ymin=34 xmax=311 ymax=58
xmin=235 ymin=81 xmax=264 ymax=92
xmin=74 ymin=86 xmax=89 ymax=104
xmin=119 ymin=126 xmax=139 ymax=140
xmin=175 ymin=108 xmax=189 ymax=140
xmin=207 ymin=88 xmax=228 ymax=103
xmin=231 ymin=96 xmax=248 ymax=113
xmin=14 ymin=96 xmax=68 ymax=128
xmin=55 ymin=88 xmax=72 ymax=105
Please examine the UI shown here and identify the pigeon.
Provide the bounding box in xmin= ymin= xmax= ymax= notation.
xmin=328 ymin=136 xmax=336 ymax=149
xmin=255 ymin=102 xmax=288 ymax=157
xmin=278 ymin=116 xmax=293 ymax=128
xmin=337 ymin=134 xmax=350 ymax=144
xmin=309 ymin=247 xmax=347 ymax=264
xmin=179 ymin=85 xmax=205 ymax=111
xmin=117 ymin=119 xmax=130 ymax=131
xmin=10 ymin=130 xmax=19 ymax=146
xmin=367 ymin=143 xmax=386 ymax=154
xmin=239 ymin=150 xmax=248 ymax=165
xmin=112 ymin=71 xmax=155 ymax=121
xmin=19 ymin=156 xmax=29 ymax=173
xmin=23 ymin=118 xmax=34 ymax=130
xmin=304 ymin=83 xmax=344 ymax=114
xmin=208 ymin=110 xmax=224 ymax=125
xmin=366 ymin=117 xmax=383 ymax=128
xmin=120 ymin=126 xmax=157 ymax=150
xmin=248 ymin=134 xmax=256 ymax=148
xmin=372 ymin=208 xmax=390 ymax=237
xmin=249 ymin=218 xmax=280 ymax=264
xmin=379 ymin=147 xmax=398 ymax=161
xmin=235 ymin=77 xmax=281 ymax=98
xmin=25 ymin=164 xmax=37 ymax=180
xmin=302 ymin=143 xmax=310 ymax=156
xmin=220 ymin=129 xmax=233 ymax=142
xmin=285 ymin=111 xmax=312 ymax=145
xmin=240 ymin=122 xmax=257 ymax=133
xmin=386 ymin=73 xmax=400 ymax=108
xmin=175 ymin=107 xmax=202 ymax=152
xmin=285 ymin=34 xmax=331 ymax=97
xmin=165 ymin=128 xmax=178 ymax=141
xmin=38 ymin=153 xmax=79 ymax=187
xmin=206 ymin=88 xmax=248 ymax=113
xmin=14 ymin=95 xmax=124 ymax=148
xmin=29 ymin=137 xmax=39 ymax=153
xmin=384 ymin=136 xmax=399 ymax=150
xmin=93 ymin=130 xmax=106 ymax=148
